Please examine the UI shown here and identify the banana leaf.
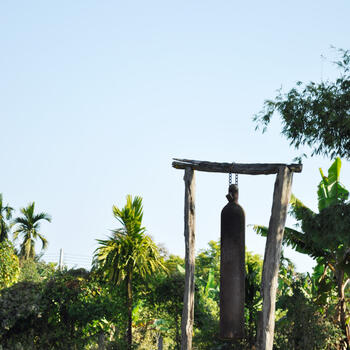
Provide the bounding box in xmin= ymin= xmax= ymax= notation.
xmin=318 ymin=157 xmax=349 ymax=211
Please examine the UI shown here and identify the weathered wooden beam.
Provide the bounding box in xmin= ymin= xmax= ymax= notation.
xmin=172 ymin=158 xmax=302 ymax=174
xmin=256 ymin=166 xmax=294 ymax=350
xmin=181 ymin=167 xmax=196 ymax=350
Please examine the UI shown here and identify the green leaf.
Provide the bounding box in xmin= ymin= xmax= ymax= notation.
xmin=204 ymin=268 xmax=216 ymax=297
xmin=176 ymin=264 xmax=185 ymax=275
xmin=252 ymin=225 xmax=268 ymax=237
xmin=318 ymin=158 xmax=349 ymax=211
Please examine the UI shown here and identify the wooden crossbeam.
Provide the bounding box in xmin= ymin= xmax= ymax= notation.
xmin=172 ymin=158 xmax=302 ymax=174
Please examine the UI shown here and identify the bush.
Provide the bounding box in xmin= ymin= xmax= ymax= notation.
xmin=274 ymin=280 xmax=343 ymax=350
xmin=0 ymin=240 xmax=19 ymax=290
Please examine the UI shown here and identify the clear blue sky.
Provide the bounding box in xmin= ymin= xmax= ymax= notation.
xmin=1 ymin=1 xmax=349 ymax=271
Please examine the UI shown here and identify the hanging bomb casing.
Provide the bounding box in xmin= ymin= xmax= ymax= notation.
xmin=220 ymin=184 xmax=245 ymax=340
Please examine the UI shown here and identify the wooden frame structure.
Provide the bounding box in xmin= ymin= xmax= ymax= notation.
xmin=172 ymin=158 xmax=302 ymax=350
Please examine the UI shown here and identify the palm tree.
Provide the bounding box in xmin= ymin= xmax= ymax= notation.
xmin=13 ymin=202 xmax=51 ymax=260
xmin=254 ymin=158 xmax=350 ymax=347
xmin=0 ymin=194 xmax=14 ymax=242
xmin=94 ymin=195 xmax=166 ymax=350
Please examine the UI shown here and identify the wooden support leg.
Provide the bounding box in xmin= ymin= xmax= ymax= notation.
xmin=181 ymin=167 xmax=196 ymax=350
xmin=256 ymin=166 xmax=293 ymax=350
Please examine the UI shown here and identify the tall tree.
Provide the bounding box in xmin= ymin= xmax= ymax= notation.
xmin=13 ymin=202 xmax=51 ymax=260
xmin=254 ymin=48 xmax=350 ymax=160
xmin=0 ymin=194 xmax=14 ymax=243
xmin=254 ymin=158 xmax=350 ymax=347
xmin=94 ymin=195 xmax=166 ymax=350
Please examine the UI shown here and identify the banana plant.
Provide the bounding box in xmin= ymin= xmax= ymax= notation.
xmin=203 ymin=268 xmax=219 ymax=298
xmin=318 ymin=157 xmax=349 ymax=211
xmin=254 ymin=158 xmax=350 ymax=346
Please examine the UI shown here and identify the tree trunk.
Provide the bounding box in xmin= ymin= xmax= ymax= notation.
xmin=158 ymin=335 xmax=163 ymax=350
xmin=98 ymin=331 xmax=105 ymax=350
xmin=126 ymin=269 xmax=133 ymax=350
xmin=336 ymin=270 xmax=350 ymax=348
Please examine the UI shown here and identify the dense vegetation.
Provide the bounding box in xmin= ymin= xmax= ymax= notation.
xmin=0 ymin=186 xmax=349 ymax=349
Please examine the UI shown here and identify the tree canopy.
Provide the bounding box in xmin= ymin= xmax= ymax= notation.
xmin=12 ymin=202 xmax=51 ymax=260
xmin=94 ymin=195 xmax=166 ymax=350
xmin=254 ymin=48 xmax=350 ymax=159
xmin=0 ymin=194 xmax=13 ymax=243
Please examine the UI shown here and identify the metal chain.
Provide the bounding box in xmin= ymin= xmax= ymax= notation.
xmin=228 ymin=163 xmax=238 ymax=187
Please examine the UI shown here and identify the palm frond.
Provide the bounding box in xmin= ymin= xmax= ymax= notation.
xmin=37 ymin=233 xmax=48 ymax=250
xmin=12 ymin=217 xmax=30 ymax=227
xmin=0 ymin=194 xmax=14 ymax=242
xmin=12 ymin=202 xmax=51 ymax=260
xmin=5 ymin=206 xmax=14 ymax=220
xmin=33 ymin=212 xmax=52 ymax=223
xmin=252 ymin=224 xmax=268 ymax=237
xmin=95 ymin=195 xmax=166 ymax=286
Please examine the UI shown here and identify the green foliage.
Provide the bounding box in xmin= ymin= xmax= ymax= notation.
xmin=244 ymin=251 xmax=263 ymax=347
xmin=196 ymin=240 xmax=220 ymax=301
xmin=165 ymin=254 xmax=185 ymax=274
xmin=18 ymin=260 xmax=40 ymax=283
xmin=94 ymin=195 xmax=167 ymax=349
xmin=0 ymin=281 xmax=43 ymax=349
xmin=254 ymin=48 xmax=350 ymax=159
xmin=40 ymin=270 xmax=121 ymax=349
xmin=0 ymin=269 xmax=126 ymax=349
xmin=1 ymin=234 xmax=346 ymax=349
xmin=94 ymin=195 xmax=166 ymax=285
xmin=288 ymin=159 xmax=350 ymax=268
xmin=318 ymin=158 xmax=349 ymax=211
xmin=274 ymin=277 xmax=343 ymax=350
xmin=143 ymin=268 xmax=185 ymax=349
xmin=0 ymin=194 xmax=13 ymax=243
xmin=18 ymin=259 xmax=56 ymax=283
xmin=306 ymin=259 xmax=339 ymax=316
xmin=0 ymin=240 xmax=19 ymax=290
xmin=12 ymin=202 xmax=51 ymax=260
xmin=293 ymin=201 xmax=350 ymax=263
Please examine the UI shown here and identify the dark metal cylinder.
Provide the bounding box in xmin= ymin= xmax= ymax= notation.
xmin=220 ymin=189 xmax=245 ymax=340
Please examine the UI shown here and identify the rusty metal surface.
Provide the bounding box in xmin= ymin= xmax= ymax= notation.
xmin=220 ymin=196 xmax=245 ymax=340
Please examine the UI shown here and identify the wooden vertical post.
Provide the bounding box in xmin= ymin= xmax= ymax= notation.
xmin=181 ymin=167 xmax=196 ymax=350
xmin=256 ymin=166 xmax=293 ymax=350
